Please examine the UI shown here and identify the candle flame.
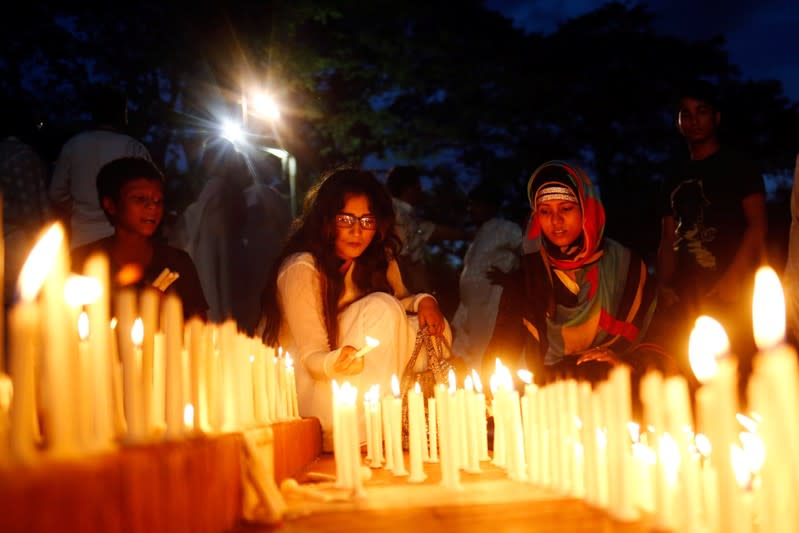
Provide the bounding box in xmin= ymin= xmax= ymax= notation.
xmin=78 ymin=311 xmax=90 ymax=341
xmin=414 ymin=381 xmax=421 ymax=394
xmin=365 ymin=335 xmax=380 ymax=347
xmin=339 ymin=381 xmax=357 ymax=404
xmin=17 ymin=223 xmax=65 ymax=301
xmin=695 ymin=433 xmax=712 ymax=457
xmin=391 ymin=374 xmax=400 ymax=398
xmin=110 ymin=317 xmax=118 ymax=330
xmin=471 ymin=370 xmax=483 ymax=393
xmin=627 ymin=421 xmax=640 ymax=443
xmin=688 ymin=315 xmax=728 ymax=383
xmin=736 ymin=413 xmax=759 ymax=433
xmin=731 ymin=444 xmax=751 ymax=488
xmin=632 ymin=442 xmax=657 ymax=466
xmin=131 ymin=318 xmax=144 ymax=346
xmin=517 ymin=369 xmax=533 ymax=384
xmin=448 ymin=368 xmax=456 ymax=393
xmin=63 ymin=274 xmax=102 ymax=307
xmin=659 ymin=433 xmax=681 ymax=485
xmin=183 ymin=403 xmax=194 ymax=427
xmin=739 ymin=431 xmax=765 ymax=474
xmin=285 ymin=352 xmax=293 ymax=369
xmin=249 ymin=354 xmax=255 ymax=363
xmin=752 ymin=266 xmax=785 ymax=349
xmin=464 ymin=375 xmax=474 ymax=391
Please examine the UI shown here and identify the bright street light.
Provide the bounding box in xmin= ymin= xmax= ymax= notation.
xmin=221 ymin=119 xmax=244 ymax=144
xmin=251 ymin=91 xmax=281 ymax=121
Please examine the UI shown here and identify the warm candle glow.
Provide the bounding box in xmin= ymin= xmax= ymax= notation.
xmin=659 ymin=432 xmax=681 ymax=485
xmin=17 ymin=222 xmax=65 ymax=301
xmin=354 ymin=336 xmax=380 ymax=358
xmin=739 ymin=431 xmax=765 ymax=474
xmin=414 ymin=382 xmax=421 ymax=394
xmin=471 ymin=370 xmax=483 ymax=394
xmin=464 ymin=375 xmax=474 ymax=392
xmin=752 ymin=266 xmax=786 ymax=349
xmin=110 ymin=317 xmax=118 ymax=330
xmin=183 ymin=403 xmax=194 ymax=427
xmin=285 ymin=353 xmax=293 ymax=369
xmin=448 ymin=368 xmax=456 ymax=394
xmin=249 ymin=354 xmax=255 ymax=363
xmin=695 ymin=433 xmax=712 ymax=457
xmin=688 ymin=315 xmax=729 ymax=383
xmin=63 ymin=275 xmax=102 ymax=307
xmin=77 ymin=311 xmax=90 ymax=341
xmin=391 ymin=374 xmax=400 ymax=398
xmin=627 ymin=421 xmax=640 ymax=443
xmin=736 ymin=413 xmax=759 ymax=433
xmin=517 ymin=369 xmax=533 ymax=384
xmin=730 ymin=444 xmax=750 ymax=488
xmin=131 ymin=318 xmax=144 ymax=346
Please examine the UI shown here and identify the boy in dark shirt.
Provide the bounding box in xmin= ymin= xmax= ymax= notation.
xmin=656 ymin=81 xmax=766 ymax=366
xmin=71 ymin=157 xmax=208 ymax=320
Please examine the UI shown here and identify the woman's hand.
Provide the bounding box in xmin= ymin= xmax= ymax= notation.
xmin=417 ymin=296 xmax=445 ymax=336
xmin=333 ymin=346 xmax=365 ymax=376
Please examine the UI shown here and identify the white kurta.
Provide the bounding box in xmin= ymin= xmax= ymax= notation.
xmin=276 ymin=252 xmax=445 ymax=449
xmin=452 ymin=218 xmax=522 ymax=369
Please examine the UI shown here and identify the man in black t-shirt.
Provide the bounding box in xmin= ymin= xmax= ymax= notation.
xmin=655 ymin=81 xmax=766 ymax=365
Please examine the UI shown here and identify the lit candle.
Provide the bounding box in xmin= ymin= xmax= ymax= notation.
xmin=367 ymin=385 xmax=383 ymax=468
xmin=689 ymin=316 xmax=745 ymax=533
xmin=578 ymin=382 xmax=597 ymax=504
xmin=463 ymin=376 xmax=481 ymax=473
xmin=363 ymin=386 xmax=374 ymax=464
xmin=152 ymin=331 xmax=165 ymax=431
xmin=435 ymin=380 xmax=461 ymax=490
xmin=286 ymin=353 xmax=299 ymax=419
xmin=219 ymin=321 xmax=238 ymax=430
xmin=109 ymin=318 xmax=126 ymax=436
xmin=163 ymin=293 xmax=184 ymax=440
xmin=639 ymin=370 xmax=674 ymax=529
xmin=354 ymin=336 xmax=380 ymax=358
xmin=427 ymin=397 xmax=439 ymax=463
xmin=117 ymin=289 xmax=146 ymax=443
xmin=472 ymin=370 xmax=489 ymax=462
xmin=237 ymin=334 xmax=255 ymax=427
xmin=8 ymin=241 xmax=51 ymax=464
xmin=389 ymin=374 xmax=407 ymax=476
xmin=381 ymin=392 xmax=395 ymax=472
xmin=76 ymin=311 xmax=93 ymax=447
xmin=332 ymin=381 xmax=347 ymax=485
xmin=606 ymin=366 xmax=638 ymax=521
xmin=252 ymin=341 xmax=268 ymax=425
xmin=518 ymin=370 xmax=538 ymax=484
xmin=187 ymin=318 xmax=205 ymax=433
xmin=83 ymin=253 xmax=113 ymax=448
xmin=265 ymin=346 xmax=277 ymax=423
xmin=140 ymin=288 xmax=159 ymax=435
xmin=40 ymin=224 xmax=80 ymax=457
xmin=407 ymin=382 xmax=427 ymax=482
xmin=748 ymin=266 xmax=799 ymax=531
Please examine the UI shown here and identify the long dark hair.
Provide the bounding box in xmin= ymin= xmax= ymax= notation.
xmin=260 ymin=166 xmax=401 ymax=347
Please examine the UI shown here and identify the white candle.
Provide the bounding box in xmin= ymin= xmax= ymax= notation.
xmin=187 ymin=317 xmax=204 ymax=433
xmin=286 ymin=353 xmax=299 ymax=419
xmin=116 ymin=289 xmax=145 ymax=443
xmin=83 ymin=253 xmax=113 ymax=448
xmin=163 ymin=293 xmax=184 ymax=440
xmin=689 ymin=316 xmax=746 ymax=533
xmin=640 ymin=370 xmax=674 ymax=529
xmin=236 ymin=334 xmax=255 ymax=427
xmin=265 ymin=346 xmax=277 ymax=423
xmin=381 ymin=394 xmax=395 ymax=472
xmin=607 ymin=365 xmax=638 ymax=522
xmin=578 ymin=382 xmax=596 ymax=504
xmin=219 ymin=321 xmax=238 ymax=430
xmin=40 ymin=224 xmax=79 ymax=457
xmin=354 ymin=336 xmax=380 ymax=358
xmin=389 ymin=374 xmax=407 ymax=476
xmin=363 ymin=388 xmax=374 ymax=463
xmin=152 ymin=332 xmax=165 ymax=430
xmin=435 ymin=382 xmax=461 ymax=490
xmin=109 ymin=318 xmax=126 ymax=436
xmin=472 ymin=370 xmax=489 ymax=461
xmin=427 ymin=397 xmax=439 ymax=463
xmin=464 ymin=376 xmax=481 ymax=473
xmin=76 ymin=312 xmax=93 ymax=448
xmin=252 ymin=340 xmax=268 ymax=425
xmin=8 ymin=283 xmax=40 ymax=463
xmin=749 ymin=266 xmax=799 ymax=532
xmin=139 ymin=288 xmax=159 ymax=435
xmin=407 ymin=382 xmax=427 ymax=482
xmin=332 ymin=381 xmax=347 ymax=486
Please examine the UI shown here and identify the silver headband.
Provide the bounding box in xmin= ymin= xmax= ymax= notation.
xmin=535 ymin=183 xmax=578 ymax=207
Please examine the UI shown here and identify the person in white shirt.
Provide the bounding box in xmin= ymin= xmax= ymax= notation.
xmin=49 ymin=86 xmax=150 ymax=248
xmin=452 ymin=181 xmax=522 ymax=370
xmin=258 ymin=167 xmax=449 ymax=449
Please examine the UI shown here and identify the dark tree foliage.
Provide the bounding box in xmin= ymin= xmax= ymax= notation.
xmin=3 ymin=1 xmax=798 ymax=273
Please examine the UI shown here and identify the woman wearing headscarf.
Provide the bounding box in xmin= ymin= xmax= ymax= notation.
xmin=485 ymin=161 xmax=658 ymax=382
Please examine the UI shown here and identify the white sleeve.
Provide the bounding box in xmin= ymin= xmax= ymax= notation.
xmin=277 ymin=259 xmax=341 ymax=380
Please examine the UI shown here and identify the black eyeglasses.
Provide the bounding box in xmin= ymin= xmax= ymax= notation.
xmin=335 ymin=213 xmax=378 ymax=230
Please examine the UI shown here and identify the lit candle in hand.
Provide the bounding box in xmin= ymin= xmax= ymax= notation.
xmin=354 ymin=336 xmax=380 ymax=358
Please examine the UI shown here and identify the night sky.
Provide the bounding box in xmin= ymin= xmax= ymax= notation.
xmin=489 ymin=0 xmax=799 ymax=103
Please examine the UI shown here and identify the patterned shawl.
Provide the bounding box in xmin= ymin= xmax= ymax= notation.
xmin=523 ymin=161 xmax=655 ymax=365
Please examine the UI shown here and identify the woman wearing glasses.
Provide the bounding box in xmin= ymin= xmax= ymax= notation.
xmin=259 ymin=166 xmax=448 ymax=448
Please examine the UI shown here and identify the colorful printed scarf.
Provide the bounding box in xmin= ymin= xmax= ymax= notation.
xmin=523 ymin=161 xmax=655 ymax=365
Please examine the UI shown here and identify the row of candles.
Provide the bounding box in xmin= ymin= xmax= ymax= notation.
xmin=330 ymin=265 xmax=799 ymax=532
xmin=1 ymin=223 xmax=300 ymax=466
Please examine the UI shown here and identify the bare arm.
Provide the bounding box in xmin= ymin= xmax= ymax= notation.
xmin=708 ymin=192 xmax=767 ymax=300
